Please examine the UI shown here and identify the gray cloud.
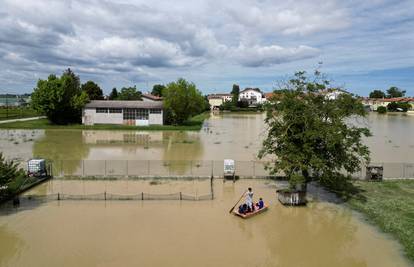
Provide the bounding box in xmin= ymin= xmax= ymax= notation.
xmin=0 ymin=0 xmax=413 ymax=93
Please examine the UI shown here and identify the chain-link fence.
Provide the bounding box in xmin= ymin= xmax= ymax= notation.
xmin=19 ymin=191 xmax=213 ymax=203
xmin=19 ymin=160 xmax=414 ymax=179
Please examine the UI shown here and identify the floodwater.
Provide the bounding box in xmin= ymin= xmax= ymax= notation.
xmin=0 ymin=112 xmax=414 ymax=166
xmin=0 ymin=179 xmax=411 ymax=267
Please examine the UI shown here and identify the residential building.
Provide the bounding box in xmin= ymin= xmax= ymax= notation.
xmin=82 ymin=100 xmax=163 ymax=126
xmin=361 ymin=97 xmax=414 ymax=111
xmin=207 ymin=94 xmax=232 ymax=110
xmin=238 ymin=88 xmax=265 ymax=104
xmin=142 ymin=93 xmax=163 ymax=102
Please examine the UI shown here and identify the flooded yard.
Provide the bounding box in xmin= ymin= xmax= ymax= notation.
xmin=0 ymin=179 xmax=411 ymax=267
xmin=1 ymin=113 xmax=414 ymax=266
xmin=1 ymin=112 xmax=414 ymax=166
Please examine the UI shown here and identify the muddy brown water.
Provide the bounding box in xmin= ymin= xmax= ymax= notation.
xmin=0 ymin=179 xmax=411 ymax=267
xmin=0 ymin=112 xmax=413 ymax=165
xmin=0 ymin=113 xmax=414 ymax=266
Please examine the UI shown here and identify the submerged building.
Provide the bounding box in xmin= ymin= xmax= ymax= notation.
xmin=82 ymin=100 xmax=163 ymax=126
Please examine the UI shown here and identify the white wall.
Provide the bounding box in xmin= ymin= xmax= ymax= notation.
xmin=149 ymin=111 xmax=163 ymax=125
xmin=82 ymin=108 xmax=123 ymax=125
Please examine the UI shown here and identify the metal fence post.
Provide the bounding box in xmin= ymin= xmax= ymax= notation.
xmin=180 ymin=192 xmax=182 ymax=200
xmin=126 ymin=160 xmax=129 ymax=177
xmin=104 ymin=160 xmax=107 ymax=177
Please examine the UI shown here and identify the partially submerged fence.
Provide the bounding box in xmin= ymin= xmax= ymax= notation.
xmin=20 ymin=160 xmax=414 ymax=179
xmin=19 ymin=191 xmax=214 ymax=203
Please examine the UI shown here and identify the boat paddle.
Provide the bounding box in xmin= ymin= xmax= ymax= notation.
xmin=229 ymin=191 xmax=246 ymax=213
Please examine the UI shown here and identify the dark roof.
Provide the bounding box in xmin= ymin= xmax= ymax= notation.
xmin=142 ymin=93 xmax=163 ymax=101
xmin=85 ymin=100 xmax=163 ymax=109
xmin=207 ymin=93 xmax=232 ymax=99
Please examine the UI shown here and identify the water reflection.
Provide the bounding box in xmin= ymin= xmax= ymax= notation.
xmin=32 ymin=130 xmax=90 ymax=175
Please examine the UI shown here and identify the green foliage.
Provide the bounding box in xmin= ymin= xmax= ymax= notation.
xmin=151 ymin=84 xmax=166 ymax=97
xmin=387 ymin=101 xmax=411 ymax=112
xmin=109 ymin=88 xmax=118 ymax=100
xmin=163 ymin=78 xmax=207 ymax=125
xmin=348 ymin=180 xmax=414 ymax=262
xmin=81 ymin=81 xmax=103 ymax=100
xmin=369 ymin=89 xmax=386 ymax=98
xmin=117 ymin=86 xmax=142 ymax=100
xmin=259 ymin=71 xmax=371 ymax=191
xmin=386 ymin=86 xmax=405 ymax=98
xmin=377 ymin=106 xmax=387 ymax=114
xmin=0 ymin=153 xmax=25 ymax=197
xmin=31 ymin=69 xmax=89 ymax=125
xmin=231 ymin=84 xmax=240 ymax=105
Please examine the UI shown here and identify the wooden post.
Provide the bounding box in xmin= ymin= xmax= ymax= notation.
xmin=104 ymin=191 xmax=106 ymax=201
xmin=180 ymin=192 xmax=182 ymax=200
xmin=141 ymin=192 xmax=144 ymax=200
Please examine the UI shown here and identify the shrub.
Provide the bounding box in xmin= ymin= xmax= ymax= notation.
xmin=377 ymin=106 xmax=387 ymax=114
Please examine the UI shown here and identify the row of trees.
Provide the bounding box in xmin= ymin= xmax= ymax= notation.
xmin=369 ymin=87 xmax=406 ymax=98
xmin=31 ymin=69 xmax=209 ymax=125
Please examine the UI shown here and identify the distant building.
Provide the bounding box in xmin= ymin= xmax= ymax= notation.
xmin=82 ymin=100 xmax=163 ymax=126
xmin=239 ymin=88 xmax=265 ymax=104
xmin=207 ymin=94 xmax=232 ymax=110
xmin=142 ymin=93 xmax=163 ymax=102
xmin=320 ymin=89 xmax=349 ymax=100
xmin=362 ymin=97 xmax=414 ymax=111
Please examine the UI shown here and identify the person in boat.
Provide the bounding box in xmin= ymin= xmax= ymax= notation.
xmin=256 ymin=198 xmax=264 ymax=209
xmin=245 ymin=187 xmax=254 ymax=212
xmin=238 ymin=203 xmax=248 ymax=214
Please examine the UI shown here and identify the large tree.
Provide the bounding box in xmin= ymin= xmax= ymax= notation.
xmin=31 ymin=69 xmax=89 ymax=124
xmin=231 ymin=84 xmax=240 ymax=105
xmin=259 ymin=71 xmax=371 ymax=192
xmin=369 ymin=89 xmax=386 ymax=99
xmin=117 ymin=86 xmax=142 ymax=100
xmin=386 ymin=86 xmax=405 ymax=98
xmin=151 ymin=84 xmax=166 ymax=97
xmin=81 ymin=81 xmax=103 ymax=100
xmin=108 ymin=88 xmax=118 ymax=100
xmin=163 ymin=78 xmax=206 ymax=125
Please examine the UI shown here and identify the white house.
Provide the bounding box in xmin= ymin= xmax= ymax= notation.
xmin=82 ymin=100 xmax=163 ymax=126
xmin=238 ymin=88 xmax=265 ymax=104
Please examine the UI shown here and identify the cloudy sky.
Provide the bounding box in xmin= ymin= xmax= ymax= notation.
xmin=0 ymin=0 xmax=413 ymax=96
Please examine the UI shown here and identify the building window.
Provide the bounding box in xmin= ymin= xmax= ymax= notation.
xmin=136 ymin=109 xmax=149 ymax=120
xmin=123 ymin=108 xmax=135 ymax=120
xmin=96 ymin=108 xmax=108 ymax=113
xmin=150 ymin=109 xmax=161 ymax=114
xmin=109 ymin=108 xmax=122 ymax=113
xmin=123 ymin=109 xmax=149 ymax=120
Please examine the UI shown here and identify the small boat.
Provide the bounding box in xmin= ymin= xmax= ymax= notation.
xmin=233 ymin=205 xmax=268 ymax=219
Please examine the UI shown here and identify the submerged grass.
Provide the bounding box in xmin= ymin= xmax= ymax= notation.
xmin=0 ymin=112 xmax=210 ymax=131
xmin=347 ymin=180 xmax=414 ymax=262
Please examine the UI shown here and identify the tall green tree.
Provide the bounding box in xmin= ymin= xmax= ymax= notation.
xmin=151 ymin=84 xmax=166 ymax=97
xmin=117 ymin=86 xmax=142 ymax=100
xmin=109 ymin=88 xmax=118 ymax=100
xmin=386 ymin=86 xmax=405 ymax=98
xmin=163 ymin=78 xmax=206 ymax=125
xmin=259 ymin=71 xmax=371 ymax=192
xmin=231 ymin=84 xmax=240 ymax=105
xmin=31 ymin=69 xmax=89 ymax=124
xmin=369 ymin=89 xmax=386 ymax=98
xmin=81 ymin=81 xmax=103 ymax=100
